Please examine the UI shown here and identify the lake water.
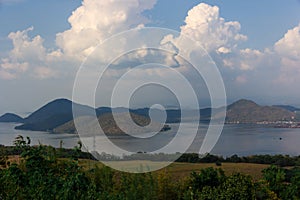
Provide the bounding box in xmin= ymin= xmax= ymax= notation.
xmin=0 ymin=122 xmax=299 ymax=157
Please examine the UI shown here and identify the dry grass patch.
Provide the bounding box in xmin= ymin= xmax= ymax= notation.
xmin=78 ymin=159 xmax=270 ymax=181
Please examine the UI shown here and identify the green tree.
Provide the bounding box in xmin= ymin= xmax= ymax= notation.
xmin=262 ymin=165 xmax=285 ymax=195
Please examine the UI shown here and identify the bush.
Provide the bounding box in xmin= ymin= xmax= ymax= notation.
xmin=0 ymin=137 xmax=299 ymax=199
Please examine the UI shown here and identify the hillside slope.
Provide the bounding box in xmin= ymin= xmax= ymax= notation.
xmin=54 ymin=112 xmax=170 ymax=135
xmin=226 ymin=99 xmax=295 ymax=123
xmin=0 ymin=113 xmax=24 ymax=123
xmin=15 ymin=99 xmax=95 ymax=131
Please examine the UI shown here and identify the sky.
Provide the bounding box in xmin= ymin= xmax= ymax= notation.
xmin=0 ymin=0 xmax=300 ymax=115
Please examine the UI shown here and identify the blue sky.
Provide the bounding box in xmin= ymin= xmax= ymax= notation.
xmin=0 ymin=0 xmax=300 ymax=115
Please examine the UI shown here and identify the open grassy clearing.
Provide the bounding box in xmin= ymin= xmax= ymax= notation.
xmin=78 ymin=159 xmax=270 ymax=180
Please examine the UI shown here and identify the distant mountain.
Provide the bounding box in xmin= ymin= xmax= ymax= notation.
xmin=0 ymin=113 xmax=24 ymax=123
xmin=118 ymin=108 xmax=211 ymax=123
xmin=273 ymin=105 xmax=300 ymax=112
xmin=96 ymin=107 xmax=130 ymax=116
xmin=54 ymin=112 xmax=170 ymax=135
xmin=95 ymin=107 xmax=181 ymax=123
xmin=96 ymin=107 xmax=213 ymax=123
xmin=226 ymin=99 xmax=296 ymax=123
xmin=14 ymin=98 xmax=178 ymax=132
xmin=15 ymin=99 xmax=95 ymax=131
xmin=13 ymin=97 xmax=295 ymax=132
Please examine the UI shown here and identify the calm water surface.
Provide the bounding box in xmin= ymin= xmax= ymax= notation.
xmin=0 ymin=122 xmax=299 ymax=156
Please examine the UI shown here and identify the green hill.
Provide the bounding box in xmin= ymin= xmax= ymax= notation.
xmin=225 ymin=99 xmax=296 ymax=123
xmin=54 ymin=112 xmax=170 ymax=135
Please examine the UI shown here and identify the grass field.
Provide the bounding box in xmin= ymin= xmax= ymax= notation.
xmin=78 ymin=159 xmax=270 ymax=181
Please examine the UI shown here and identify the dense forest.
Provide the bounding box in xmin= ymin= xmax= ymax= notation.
xmin=0 ymin=136 xmax=299 ymax=199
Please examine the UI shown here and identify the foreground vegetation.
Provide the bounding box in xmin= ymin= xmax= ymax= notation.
xmin=0 ymin=137 xmax=299 ymax=199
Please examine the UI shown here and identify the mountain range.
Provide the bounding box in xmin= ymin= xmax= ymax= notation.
xmin=0 ymin=98 xmax=298 ymax=133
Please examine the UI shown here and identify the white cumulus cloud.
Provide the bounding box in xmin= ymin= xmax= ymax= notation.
xmin=274 ymin=24 xmax=300 ymax=59
xmin=159 ymin=3 xmax=249 ymax=73
xmin=7 ymin=27 xmax=46 ymax=62
xmin=0 ymin=27 xmax=59 ymax=79
xmin=55 ymin=0 xmax=157 ymax=61
xmin=273 ymin=24 xmax=300 ymax=84
xmin=0 ymin=0 xmax=158 ymax=80
xmin=179 ymin=3 xmax=247 ymax=53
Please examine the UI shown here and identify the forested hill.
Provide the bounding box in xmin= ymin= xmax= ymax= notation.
xmin=15 ymin=99 xmax=95 ymax=131
xmin=0 ymin=113 xmax=24 ymax=123
xmin=53 ymin=112 xmax=170 ymax=135
xmin=225 ymin=99 xmax=296 ymax=123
